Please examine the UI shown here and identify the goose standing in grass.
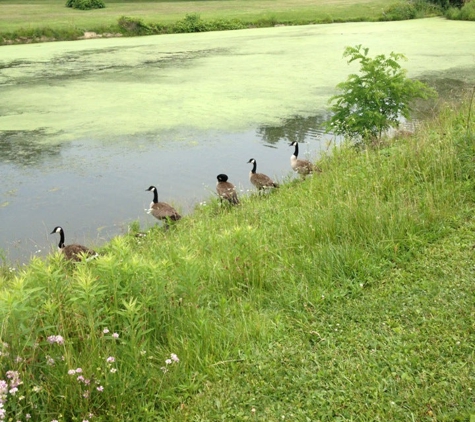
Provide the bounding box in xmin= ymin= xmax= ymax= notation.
xmin=289 ymin=141 xmax=321 ymax=177
xmin=247 ymin=158 xmax=279 ymax=191
xmin=216 ymin=174 xmax=239 ymax=205
xmin=145 ymin=186 xmax=181 ymax=222
xmin=50 ymin=226 xmax=97 ymax=262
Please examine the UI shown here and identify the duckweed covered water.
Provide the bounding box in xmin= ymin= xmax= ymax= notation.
xmin=1 ymin=18 xmax=474 ymax=264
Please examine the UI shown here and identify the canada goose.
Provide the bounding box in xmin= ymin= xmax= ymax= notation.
xmin=247 ymin=158 xmax=279 ymax=190
xmin=145 ymin=186 xmax=181 ymax=222
xmin=216 ymin=174 xmax=239 ymax=205
xmin=289 ymin=141 xmax=321 ymax=176
xmin=50 ymin=226 xmax=97 ymax=262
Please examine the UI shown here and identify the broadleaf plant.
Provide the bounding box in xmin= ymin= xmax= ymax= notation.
xmin=326 ymin=45 xmax=436 ymax=145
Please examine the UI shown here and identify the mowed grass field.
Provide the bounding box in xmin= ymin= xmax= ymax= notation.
xmin=0 ymin=0 xmax=390 ymax=33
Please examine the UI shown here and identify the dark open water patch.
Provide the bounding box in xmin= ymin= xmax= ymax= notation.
xmin=0 ymin=129 xmax=64 ymax=166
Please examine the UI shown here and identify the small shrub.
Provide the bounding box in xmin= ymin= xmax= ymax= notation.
xmin=459 ymin=0 xmax=475 ymax=18
xmin=446 ymin=0 xmax=475 ymax=19
xmin=209 ymin=19 xmax=247 ymax=31
xmin=446 ymin=5 xmax=460 ymax=16
xmin=173 ymin=14 xmax=209 ymax=33
xmin=66 ymin=0 xmax=105 ymax=10
xmin=381 ymin=0 xmax=442 ymax=20
xmin=325 ymin=45 xmax=436 ymax=145
xmin=381 ymin=2 xmax=417 ymax=20
xmin=254 ymin=16 xmax=279 ymax=27
xmin=319 ymin=14 xmax=334 ymax=24
xmin=423 ymin=0 xmax=465 ymax=8
xmin=118 ymin=15 xmax=153 ymax=35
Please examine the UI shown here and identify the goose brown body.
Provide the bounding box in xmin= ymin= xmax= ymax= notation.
xmin=216 ymin=174 xmax=239 ymax=205
xmin=50 ymin=226 xmax=97 ymax=262
xmin=146 ymin=186 xmax=181 ymax=221
xmin=289 ymin=141 xmax=321 ymax=176
xmin=247 ymin=158 xmax=279 ymax=190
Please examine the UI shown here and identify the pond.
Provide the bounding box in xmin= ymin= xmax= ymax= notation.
xmin=1 ymin=17 xmax=474 ymax=265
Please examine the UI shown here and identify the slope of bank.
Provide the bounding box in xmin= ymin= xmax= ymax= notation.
xmin=0 ymin=99 xmax=474 ymax=420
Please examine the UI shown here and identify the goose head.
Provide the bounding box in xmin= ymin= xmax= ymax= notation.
xmin=50 ymin=226 xmax=63 ymax=235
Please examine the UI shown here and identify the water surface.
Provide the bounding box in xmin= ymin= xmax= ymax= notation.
xmin=1 ymin=18 xmax=474 ymax=265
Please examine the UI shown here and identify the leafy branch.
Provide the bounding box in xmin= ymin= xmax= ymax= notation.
xmin=325 ymin=45 xmax=436 ymax=145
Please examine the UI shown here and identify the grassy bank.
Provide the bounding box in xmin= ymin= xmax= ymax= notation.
xmin=0 ymin=0 xmax=440 ymax=44
xmin=1 ymin=96 xmax=474 ymax=420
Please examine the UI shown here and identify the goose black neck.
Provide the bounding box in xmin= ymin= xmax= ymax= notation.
xmin=152 ymin=189 xmax=158 ymax=204
xmin=293 ymin=142 xmax=299 ymax=157
xmin=251 ymin=160 xmax=257 ymax=174
xmin=58 ymin=230 xmax=65 ymax=249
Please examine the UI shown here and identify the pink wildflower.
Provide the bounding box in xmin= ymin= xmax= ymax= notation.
xmin=6 ymin=371 xmax=21 ymax=388
xmin=47 ymin=335 xmax=64 ymax=345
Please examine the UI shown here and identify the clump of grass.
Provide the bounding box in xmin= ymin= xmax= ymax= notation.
xmin=66 ymin=0 xmax=105 ymax=10
xmin=318 ymin=13 xmax=335 ymax=23
xmin=380 ymin=0 xmax=443 ymax=21
xmin=1 ymin=98 xmax=474 ymax=419
xmin=117 ymin=15 xmax=155 ymax=35
xmin=118 ymin=14 xmax=247 ymax=36
xmin=0 ymin=27 xmax=84 ymax=44
xmin=169 ymin=13 xmax=247 ymax=33
xmin=446 ymin=0 xmax=475 ymax=20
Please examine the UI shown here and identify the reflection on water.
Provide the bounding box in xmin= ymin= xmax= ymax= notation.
xmin=257 ymin=113 xmax=329 ymax=145
xmin=0 ymin=114 xmax=332 ymax=266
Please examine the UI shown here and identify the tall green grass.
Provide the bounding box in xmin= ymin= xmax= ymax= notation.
xmin=380 ymin=0 xmax=442 ymax=20
xmin=446 ymin=0 xmax=475 ymax=20
xmin=1 ymin=96 xmax=474 ymax=420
